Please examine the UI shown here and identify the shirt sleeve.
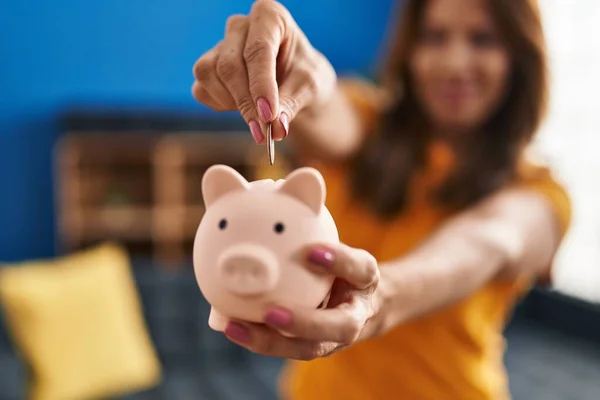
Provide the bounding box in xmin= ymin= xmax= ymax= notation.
xmin=518 ymin=163 xmax=572 ymax=239
xmin=516 ymin=162 xmax=572 ymax=283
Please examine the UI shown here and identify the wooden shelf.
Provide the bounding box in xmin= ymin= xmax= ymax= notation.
xmin=54 ymin=131 xmax=275 ymax=268
xmin=71 ymin=206 xmax=154 ymax=240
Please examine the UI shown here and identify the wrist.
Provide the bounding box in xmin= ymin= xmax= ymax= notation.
xmin=297 ymin=54 xmax=337 ymax=116
xmin=362 ymin=267 xmax=397 ymax=340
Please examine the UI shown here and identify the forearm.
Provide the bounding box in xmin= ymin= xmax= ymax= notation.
xmin=375 ymin=219 xmax=510 ymax=333
xmin=288 ymin=81 xmax=363 ymax=162
xmin=373 ymin=189 xmax=561 ymax=335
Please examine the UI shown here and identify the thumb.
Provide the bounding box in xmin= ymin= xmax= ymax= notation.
xmin=273 ymin=73 xmax=315 ymax=140
xmin=307 ymin=243 xmax=380 ymax=290
xmin=278 ymin=72 xmax=315 ymax=122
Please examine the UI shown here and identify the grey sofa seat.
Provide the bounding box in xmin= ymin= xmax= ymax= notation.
xmin=1 ymin=260 xmax=600 ymax=400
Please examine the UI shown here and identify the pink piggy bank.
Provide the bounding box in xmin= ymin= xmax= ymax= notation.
xmin=193 ymin=164 xmax=339 ymax=332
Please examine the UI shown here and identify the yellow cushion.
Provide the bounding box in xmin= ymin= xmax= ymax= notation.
xmin=0 ymin=242 xmax=162 ymax=400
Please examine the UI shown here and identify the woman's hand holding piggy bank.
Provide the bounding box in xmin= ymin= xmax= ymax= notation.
xmin=193 ymin=165 xmax=383 ymax=360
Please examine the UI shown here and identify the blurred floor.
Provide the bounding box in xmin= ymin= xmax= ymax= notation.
xmin=1 ymin=261 xmax=599 ymax=400
xmin=121 ymin=318 xmax=600 ymax=400
xmin=504 ymin=320 xmax=600 ymax=400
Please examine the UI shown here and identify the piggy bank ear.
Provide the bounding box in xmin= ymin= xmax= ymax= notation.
xmin=202 ymin=165 xmax=249 ymax=207
xmin=278 ymin=167 xmax=325 ymax=214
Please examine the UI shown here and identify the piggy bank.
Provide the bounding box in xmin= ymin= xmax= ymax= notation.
xmin=193 ymin=164 xmax=339 ymax=332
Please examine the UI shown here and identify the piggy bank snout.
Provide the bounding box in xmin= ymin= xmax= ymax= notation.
xmin=218 ymin=245 xmax=279 ymax=296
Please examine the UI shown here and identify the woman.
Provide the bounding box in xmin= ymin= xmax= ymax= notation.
xmin=192 ymin=0 xmax=571 ymax=398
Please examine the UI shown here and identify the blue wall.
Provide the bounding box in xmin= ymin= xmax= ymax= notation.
xmin=0 ymin=0 xmax=394 ymax=261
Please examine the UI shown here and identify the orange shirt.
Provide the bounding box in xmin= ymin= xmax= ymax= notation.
xmin=278 ymin=82 xmax=572 ymax=400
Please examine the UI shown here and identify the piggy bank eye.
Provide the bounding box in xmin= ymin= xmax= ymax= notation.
xmin=273 ymin=222 xmax=285 ymax=234
xmin=218 ymin=218 xmax=228 ymax=230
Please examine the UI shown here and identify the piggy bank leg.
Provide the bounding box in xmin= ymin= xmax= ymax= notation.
xmin=208 ymin=308 xmax=229 ymax=332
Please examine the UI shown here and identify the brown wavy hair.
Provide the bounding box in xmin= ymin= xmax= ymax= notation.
xmin=350 ymin=0 xmax=549 ymax=218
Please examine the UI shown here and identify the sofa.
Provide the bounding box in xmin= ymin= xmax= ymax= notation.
xmin=1 ymin=254 xmax=600 ymax=400
xmin=0 ymin=257 xmax=283 ymax=400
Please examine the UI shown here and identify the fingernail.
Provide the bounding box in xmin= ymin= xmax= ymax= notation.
xmin=224 ymin=322 xmax=250 ymax=343
xmin=308 ymin=247 xmax=335 ymax=267
xmin=257 ymin=97 xmax=272 ymax=122
xmin=279 ymin=112 xmax=289 ymax=139
xmin=265 ymin=307 xmax=292 ymax=328
xmin=249 ymin=121 xmax=264 ymax=143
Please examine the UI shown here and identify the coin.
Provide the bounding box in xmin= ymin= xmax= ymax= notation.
xmin=266 ymin=122 xmax=275 ymax=165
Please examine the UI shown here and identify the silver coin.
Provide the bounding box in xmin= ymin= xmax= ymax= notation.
xmin=266 ymin=122 xmax=275 ymax=165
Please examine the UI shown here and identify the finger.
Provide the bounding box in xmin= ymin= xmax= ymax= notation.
xmin=223 ymin=320 xmax=339 ymax=361
xmin=191 ymin=81 xmax=229 ymax=111
xmin=307 ymin=243 xmax=380 ymax=290
xmin=192 ymin=47 xmax=236 ymax=111
xmin=269 ymin=71 xmax=314 ymax=140
xmin=215 ymin=15 xmax=264 ymax=142
xmin=264 ymin=296 xmax=372 ymax=344
xmin=245 ymin=0 xmax=289 ymax=123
